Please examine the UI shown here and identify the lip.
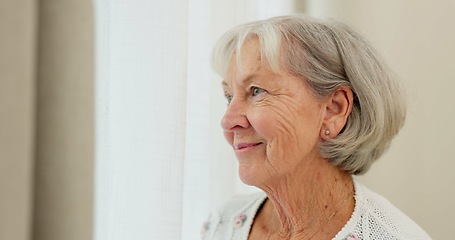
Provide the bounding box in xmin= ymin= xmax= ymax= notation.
xmin=234 ymin=142 xmax=262 ymax=151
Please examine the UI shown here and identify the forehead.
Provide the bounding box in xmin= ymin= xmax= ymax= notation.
xmin=225 ymin=39 xmax=265 ymax=81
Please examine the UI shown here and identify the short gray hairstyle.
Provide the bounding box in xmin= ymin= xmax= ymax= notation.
xmin=212 ymin=15 xmax=406 ymax=175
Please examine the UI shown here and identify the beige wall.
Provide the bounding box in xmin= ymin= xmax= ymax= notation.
xmin=0 ymin=1 xmax=36 ymax=240
xmin=301 ymin=1 xmax=455 ymax=238
xmin=0 ymin=1 xmax=95 ymax=240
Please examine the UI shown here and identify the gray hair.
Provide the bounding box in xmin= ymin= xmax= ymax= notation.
xmin=212 ymin=15 xmax=406 ymax=175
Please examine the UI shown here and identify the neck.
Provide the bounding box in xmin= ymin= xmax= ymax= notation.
xmin=259 ymin=157 xmax=354 ymax=239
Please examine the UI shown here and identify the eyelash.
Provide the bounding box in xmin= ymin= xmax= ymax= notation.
xmin=224 ymin=86 xmax=266 ymax=105
xmin=251 ymin=86 xmax=265 ymax=96
xmin=225 ymin=93 xmax=233 ymax=104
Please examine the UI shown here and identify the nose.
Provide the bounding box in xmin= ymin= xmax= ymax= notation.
xmin=221 ymin=98 xmax=250 ymax=132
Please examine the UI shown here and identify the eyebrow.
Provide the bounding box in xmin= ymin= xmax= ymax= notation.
xmin=221 ymin=74 xmax=256 ymax=89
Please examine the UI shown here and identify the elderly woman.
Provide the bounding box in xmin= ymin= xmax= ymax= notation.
xmin=202 ymin=15 xmax=430 ymax=239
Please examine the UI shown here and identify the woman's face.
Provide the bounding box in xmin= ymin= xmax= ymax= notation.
xmin=221 ymin=40 xmax=328 ymax=187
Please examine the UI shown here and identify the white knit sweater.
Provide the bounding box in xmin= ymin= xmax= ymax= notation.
xmin=201 ymin=180 xmax=431 ymax=240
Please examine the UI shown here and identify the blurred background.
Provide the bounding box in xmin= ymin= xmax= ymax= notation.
xmin=1 ymin=0 xmax=454 ymax=239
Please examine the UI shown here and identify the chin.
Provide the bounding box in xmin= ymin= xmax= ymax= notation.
xmin=237 ymin=163 xmax=265 ymax=187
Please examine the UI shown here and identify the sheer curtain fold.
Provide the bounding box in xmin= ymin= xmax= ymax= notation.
xmin=95 ymin=0 xmax=188 ymax=239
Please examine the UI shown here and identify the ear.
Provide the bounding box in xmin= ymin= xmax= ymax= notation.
xmin=320 ymin=86 xmax=354 ymax=139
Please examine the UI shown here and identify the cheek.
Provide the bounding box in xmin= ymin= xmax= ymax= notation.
xmin=252 ymin=103 xmax=320 ymax=153
xmin=247 ymin=110 xmax=275 ymax=138
xmin=252 ymin=105 xmax=296 ymax=140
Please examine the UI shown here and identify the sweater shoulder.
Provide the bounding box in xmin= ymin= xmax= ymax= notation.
xmin=351 ymin=181 xmax=432 ymax=239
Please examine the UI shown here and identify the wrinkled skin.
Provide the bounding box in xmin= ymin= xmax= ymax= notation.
xmin=220 ymin=39 xmax=355 ymax=239
xmin=221 ymin=39 xmax=327 ymax=187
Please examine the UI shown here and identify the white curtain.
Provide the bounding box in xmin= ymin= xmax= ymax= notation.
xmin=95 ymin=1 xmax=295 ymax=239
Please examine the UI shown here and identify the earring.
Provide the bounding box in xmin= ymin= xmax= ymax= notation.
xmin=325 ymin=130 xmax=330 ymax=135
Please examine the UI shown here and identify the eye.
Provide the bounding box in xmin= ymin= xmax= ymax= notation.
xmin=225 ymin=94 xmax=233 ymax=104
xmin=251 ymin=86 xmax=265 ymax=96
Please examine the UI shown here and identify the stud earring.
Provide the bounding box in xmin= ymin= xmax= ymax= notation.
xmin=325 ymin=130 xmax=330 ymax=135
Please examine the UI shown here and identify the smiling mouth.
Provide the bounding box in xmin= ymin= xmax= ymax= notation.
xmin=234 ymin=142 xmax=262 ymax=150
